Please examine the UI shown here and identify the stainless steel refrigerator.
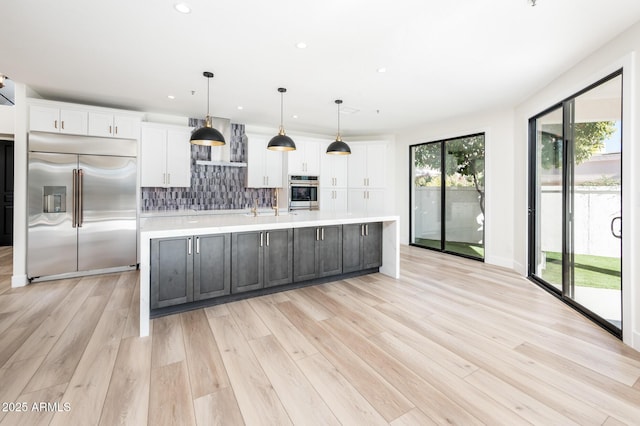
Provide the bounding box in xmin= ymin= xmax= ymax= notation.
xmin=28 ymin=132 xmax=137 ymax=280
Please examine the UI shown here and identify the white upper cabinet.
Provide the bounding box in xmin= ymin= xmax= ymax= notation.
xmin=288 ymin=139 xmax=320 ymax=176
xmin=29 ymin=100 xmax=141 ymax=139
xmin=88 ymin=112 xmax=140 ymax=139
xmin=140 ymin=123 xmax=192 ymax=188
xmin=246 ymin=132 xmax=283 ymax=188
xmin=30 ymin=105 xmax=88 ymax=135
xmin=320 ymin=143 xmax=348 ymax=188
xmin=347 ymin=141 xmax=388 ymax=188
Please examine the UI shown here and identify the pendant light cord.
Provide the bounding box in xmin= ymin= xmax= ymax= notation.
xmin=280 ymin=91 xmax=284 ymax=130
xmin=206 ymin=77 xmax=210 ymax=116
xmin=336 ymin=101 xmax=341 ymax=136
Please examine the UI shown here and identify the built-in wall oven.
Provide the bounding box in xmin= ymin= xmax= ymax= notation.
xmin=289 ymin=175 xmax=319 ymax=211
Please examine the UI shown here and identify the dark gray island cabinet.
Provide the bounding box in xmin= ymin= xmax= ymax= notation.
xmin=231 ymin=228 xmax=293 ymax=293
xmin=150 ymin=234 xmax=231 ymax=309
xmin=342 ymin=222 xmax=383 ymax=273
xmin=293 ymin=225 xmax=343 ymax=282
xmin=140 ymin=213 xmax=400 ymax=336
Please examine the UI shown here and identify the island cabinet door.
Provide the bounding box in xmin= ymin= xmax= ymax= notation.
xmin=318 ymin=225 xmax=343 ymax=278
xmin=194 ymin=234 xmax=231 ymax=300
xmin=362 ymin=222 xmax=383 ymax=269
xmin=264 ymin=229 xmax=293 ymax=288
xmin=231 ymin=231 xmax=264 ymax=293
xmin=293 ymin=227 xmax=319 ymax=282
xmin=150 ymin=236 xmax=193 ymax=309
xmin=342 ymin=224 xmax=364 ymax=273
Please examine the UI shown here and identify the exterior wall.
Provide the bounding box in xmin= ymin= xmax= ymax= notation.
xmin=395 ymin=20 xmax=640 ymax=349
xmin=395 ymin=108 xmax=515 ymax=269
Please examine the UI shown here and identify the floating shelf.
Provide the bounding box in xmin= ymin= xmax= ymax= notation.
xmin=195 ymin=160 xmax=247 ymax=167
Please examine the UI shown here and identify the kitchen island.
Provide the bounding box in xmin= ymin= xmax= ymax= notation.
xmin=139 ymin=211 xmax=400 ymax=337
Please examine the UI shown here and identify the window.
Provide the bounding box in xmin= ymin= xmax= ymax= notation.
xmin=529 ymin=71 xmax=622 ymax=336
xmin=410 ymin=133 xmax=485 ymax=260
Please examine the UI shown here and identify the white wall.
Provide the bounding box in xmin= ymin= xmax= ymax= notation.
xmin=513 ymin=21 xmax=639 ymax=348
xmin=394 ymin=20 xmax=640 ymax=349
xmin=394 ymin=108 xmax=515 ymax=269
xmin=0 ymin=105 xmax=14 ymax=137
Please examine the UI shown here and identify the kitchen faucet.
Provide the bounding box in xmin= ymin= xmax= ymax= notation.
xmin=251 ymin=198 xmax=258 ymax=217
xmin=273 ymin=188 xmax=279 ymax=216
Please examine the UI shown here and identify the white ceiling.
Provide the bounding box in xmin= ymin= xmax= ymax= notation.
xmin=2 ymin=0 xmax=640 ymax=137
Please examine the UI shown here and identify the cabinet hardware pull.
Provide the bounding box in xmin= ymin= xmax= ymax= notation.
xmin=361 ymin=224 xmax=364 ymax=236
xmin=188 ymin=238 xmax=192 ymax=255
xmin=260 ymin=232 xmax=264 ymax=247
xmin=365 ymin=224 xmax=369 ymax=236
xmin=266 ymin=232 xmax=270 ymax=246
xmin=54 ymin=120 xmax=58 ymax=129
xmin=316 ymin=228 xmax=320 ymax=241
xmin=115 ymin=126 xmax=118 ymax=134
xmin=61 ymin=121 xmax=65 ymax=130
xmin=196 ymin=237 xmax=200 ymax=254
xmin=109 ymin=125 xmax=112 ymax=134
xmin=321 ymin=227 xmax=325 ymax=241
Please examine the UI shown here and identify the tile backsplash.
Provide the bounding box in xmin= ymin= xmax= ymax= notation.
xmin=141 ymin=122 xmax=275 ymax=211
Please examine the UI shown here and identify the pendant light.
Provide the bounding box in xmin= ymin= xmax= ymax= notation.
xmin=190 ymin=71 xmax=226 ymax=146
xmin=326 ymin=99 xmax=351 ymax=155
xmin=267 ymin=88 xmax=296 ymax=151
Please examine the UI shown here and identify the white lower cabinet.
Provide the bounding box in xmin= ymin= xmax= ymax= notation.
xmin=320 ymin=188 xmax=348 ymax=213
xmin=348 ymin=188 xmax=387 ymax=214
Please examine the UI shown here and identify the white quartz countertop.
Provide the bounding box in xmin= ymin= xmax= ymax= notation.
xmin=140 ymin=210 xmax=400 ymax=239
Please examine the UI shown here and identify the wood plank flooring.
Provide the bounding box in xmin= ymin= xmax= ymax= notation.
xmin=1 ymin=245 xmax=640 ymax=425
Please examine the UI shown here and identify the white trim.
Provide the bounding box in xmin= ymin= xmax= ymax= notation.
xmin=11 ymin=274 xmax=28 ymax=287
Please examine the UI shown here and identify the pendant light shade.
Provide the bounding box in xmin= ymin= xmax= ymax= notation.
xmin=326 ymin=99 xmax=351 ymax=155
xmin=191 ymin=71 xmax=226 ymax=146
xmin=267 ymin=88 xmax=296 ymax=151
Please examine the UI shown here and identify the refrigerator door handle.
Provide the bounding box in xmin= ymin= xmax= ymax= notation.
xmin=78 ymin=169 xmax=84 ymax=227
xmin=72 ymin=169 xmax=78 ymax=228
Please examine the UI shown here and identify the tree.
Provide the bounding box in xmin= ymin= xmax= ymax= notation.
xmin=414 ymin=135 xmax=485 ymax=216
xmin=539 ymin=121 xmax=616 ymax=169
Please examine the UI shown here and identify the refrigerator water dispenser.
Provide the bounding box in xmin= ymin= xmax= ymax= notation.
xmin=43 ymin=186 xmax=66 ymax=213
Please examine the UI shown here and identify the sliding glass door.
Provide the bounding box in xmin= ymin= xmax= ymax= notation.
xmin=411 ymin=134 xmax=485 ymax=260
xmin=529 ymin=71 xmax=622 ymax=335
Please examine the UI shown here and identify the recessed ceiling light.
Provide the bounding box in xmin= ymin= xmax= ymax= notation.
xmin=296 ymin=42 xmax=307 ymax=49
xmin=292 ymin=115 xmax=299 ymax=119
xmin=377 ymin=67 xmax=387 ymax=73
xmin=167 ymin=95 xmax=175 ymax=100
xmin=174 ymin=2 xmax=191 ymax=14
xmin=237 ymin=106 xmax=244 ymax=110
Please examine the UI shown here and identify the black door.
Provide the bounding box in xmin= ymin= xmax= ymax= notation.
xmin=0 ymin=140 xmax=13 ymax=246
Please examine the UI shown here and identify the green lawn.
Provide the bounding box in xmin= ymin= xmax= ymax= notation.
xmin=541 ymin=251 xmax=621 ymax=290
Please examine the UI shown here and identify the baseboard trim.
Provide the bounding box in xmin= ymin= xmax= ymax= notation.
xmin=11 ymin=274 xmax=29 ymax=288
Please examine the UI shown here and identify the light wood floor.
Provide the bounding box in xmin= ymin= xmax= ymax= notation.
xmin=1 ymin=245 xmax=640 ymax=425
